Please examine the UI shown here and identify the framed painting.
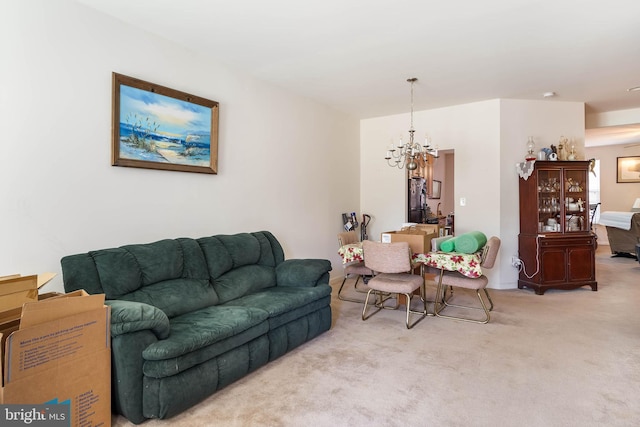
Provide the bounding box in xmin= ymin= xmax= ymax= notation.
xmin=429 ymin=179 xmax=441 ymax=199
xmin=616 ymin=156 xmax=640 ymax=183
xmin=111 ymin=73 xmax=219 ymax=174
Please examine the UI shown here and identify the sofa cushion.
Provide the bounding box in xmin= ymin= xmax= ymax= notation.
xmin=251 ymin=232 xmax=278 ymax=267
xmin=212 ymin=264 xmax=276 ymax=304
xmin=257 ymin=231 xmax=285 ymax=265
xmin=217 ymin=233 xmax=261 ymax=268
xmin=197 ymin=232 xmax=281 ymax=281
xmin=123 ymin=239 xmax=184 ymax=286
xmin=142 ymin=305 xmax=269 ymax=361
xmin=90 ymin=248 xmax=143 ymax=299
xmin=119 ymin=278 xmax=218 ymax=318
xmin=197 ymin=236 xmax=234 ymax=279
xmin=176 ymin=238 xmax=210 ymax=280
xmin=224 ymin=285 xmax=332 ymax=329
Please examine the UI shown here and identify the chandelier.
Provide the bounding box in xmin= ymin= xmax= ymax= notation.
xmin=385 ymin=78 xmax=438 ymax=170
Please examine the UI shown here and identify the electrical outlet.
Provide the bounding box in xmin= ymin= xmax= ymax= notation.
xmin=511 ymin=256 xmax=522 ymax=268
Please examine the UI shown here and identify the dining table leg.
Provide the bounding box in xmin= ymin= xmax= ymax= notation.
xmin=433 ymin=267 xmax=449 ymax=316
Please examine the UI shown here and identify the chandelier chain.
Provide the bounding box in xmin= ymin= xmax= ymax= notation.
xmin=409 ymin=77 xmax=415 ymax=131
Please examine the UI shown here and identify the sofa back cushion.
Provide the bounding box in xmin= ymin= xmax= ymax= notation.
xmin=213 ymin=265 xmax=276 ymax=303
xmin=90 ymin=247 xmax=143 ymax=298
xmin=122 ymin=240 xmax=184 ymax=286
xmin=197 ymin=232 xmax=283 ymax=304
xmin=90 ymin=239 xmax=187 ymax=298
xmin=62 ymin=238 xmax=217 ymax=318
xmin=61 ymin=231 xmax=286 ymax=313
xmin=119 ymin=278 xmax=217 ymax=318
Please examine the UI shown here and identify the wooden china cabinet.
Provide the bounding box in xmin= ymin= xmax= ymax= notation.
xmin=517 ymin=160 xmax=597 ymax=295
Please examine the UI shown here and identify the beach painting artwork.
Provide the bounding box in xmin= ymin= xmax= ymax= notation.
xmin=617 ymin=156 xmax=640 ymax=183
xmin=112 ymin=73 xmax=219 ymax=174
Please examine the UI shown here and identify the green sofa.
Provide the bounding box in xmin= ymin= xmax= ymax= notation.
xmin=61 ymin=231 xmax=332 ymax=424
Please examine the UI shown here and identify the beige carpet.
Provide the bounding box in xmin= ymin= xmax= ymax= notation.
xmin=113 ymin=246 xmax=640 ymax=427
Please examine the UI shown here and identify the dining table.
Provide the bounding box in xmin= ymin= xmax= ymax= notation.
xmin=338 ymin=242 xmax=483 ymax=278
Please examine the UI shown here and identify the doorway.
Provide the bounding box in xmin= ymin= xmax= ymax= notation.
xmin=406 ymin=150 xmax=455 ymax=226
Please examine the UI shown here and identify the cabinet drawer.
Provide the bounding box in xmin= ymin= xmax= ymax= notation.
xmin=540 ymin=237 xmax=594 ymax=247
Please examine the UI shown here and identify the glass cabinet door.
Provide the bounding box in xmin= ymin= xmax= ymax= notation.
xmin=537 ymin=169 xmax=562 ymax=232
xmin=564 ymin=168 xmax=588 ymax=232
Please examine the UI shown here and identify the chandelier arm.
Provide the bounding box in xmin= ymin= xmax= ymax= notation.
xmin=387 ymin=158 xmax=403 ymax=168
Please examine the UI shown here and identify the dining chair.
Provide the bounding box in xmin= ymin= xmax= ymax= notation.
xmin=433 ymin=236 xmax=501 ymax=324
xmin=337 ymin=230 xmax=373 ymax=303
xmin=361 ymin=240 xmax=427 ymax=329
xmin=428 ymin=235 xmax=455 ymax=299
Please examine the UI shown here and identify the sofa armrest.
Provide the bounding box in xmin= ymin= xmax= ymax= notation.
xmin=106 ymin=300 xmax=170 ymax=339
xmin=103 ymin=300 xmax=171 ymax=423
xmin=276 ymin=259 xmax=332 ymax=287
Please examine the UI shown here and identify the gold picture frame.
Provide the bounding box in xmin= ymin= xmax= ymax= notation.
xmin=616 ymin=156 xmax=640 ymax=183
xmin=111 ymin=73 xmax=219 ymax=174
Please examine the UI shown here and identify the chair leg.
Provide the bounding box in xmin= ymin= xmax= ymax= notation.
xmin=350 ymin=275 xmax=371 ymax=293
xmin=362 ymin=289 xmax=383 ymax=320
xmin=428 ymin=284 xmax=452 ymax=315
xmin=483 ymin=288 xmax=494 ymax=312
xmin=404 ymin=282 xmax=428 ymax=329
xmin=338 ymin=274 xmax=374 ymax=304
xmin=433 ymin=272 xmax=492 ymax=324
xmin=442 ymin=289 xmax=493 ymax=312
xmin=363 ymin=289 xmax=417 ymax=324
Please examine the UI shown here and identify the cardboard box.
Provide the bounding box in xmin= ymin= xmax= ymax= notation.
xmin=0 ymin=292 xmax=63 ymax=362
xmin=0 ymin=290 xmax=111 ymax=427
xmin=414 ymin=223 xmax=440 ymax=235
xmin=0 ymin=273 xmax=56 ymax=312
xmin=381 ymin=229 xmax=438 ymax=254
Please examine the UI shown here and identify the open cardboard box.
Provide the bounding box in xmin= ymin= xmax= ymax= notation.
xmin=380 ymin=228 xmax=438 ymax=254
xmin=0 ymin=273 xmax=59 ymax=354
xmin=0 ymin=290 xmax=111 ymax=427
xmin=0 ymin=272 xmax=56 ymax=312
xmin=414 ymin=223 xmax=440 ymax=236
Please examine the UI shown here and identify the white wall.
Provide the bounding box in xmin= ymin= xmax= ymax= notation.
xmin=361 ymin=100 xmax=501 ymax=237
xmin=361 ymin=100 xmax=505 ymax=286
xmin=361 ymin=98 xmax=585 ymax=289
xmin=0 ymin=0 xmax=360 ymax=292
xmin=499 ymin=99 xmax=586 ymax=287
xmin=1 ymin=1 xmax=591 ymax=293
xmin=585 ymin=108 xmax=640 ymax=215
xmin=584 ymin=108 xmax=640 ymax=245
xmin=584 ymin=145 xmax=640 ymax=212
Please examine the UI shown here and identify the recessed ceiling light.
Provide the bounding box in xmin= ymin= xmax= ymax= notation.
xmin=543 ymin=92 xmax=556 ymax=98
xmin=627 ymin=86 xmax=640 ymax=92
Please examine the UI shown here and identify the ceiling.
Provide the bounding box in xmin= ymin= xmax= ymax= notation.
xmin=77 ymin=0 xmax=640 ymax=144
xmin=584 ymin=124 xmax=640 ymax=147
